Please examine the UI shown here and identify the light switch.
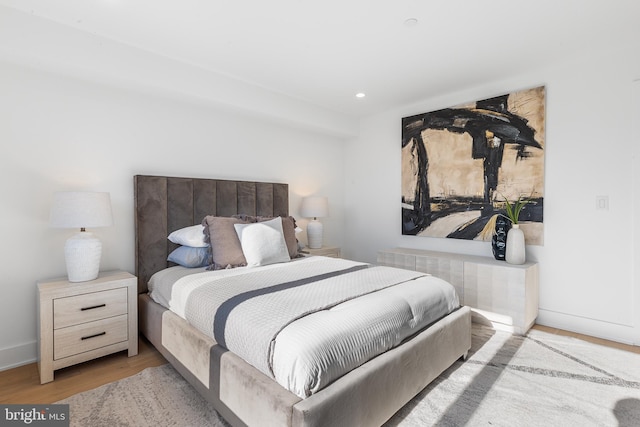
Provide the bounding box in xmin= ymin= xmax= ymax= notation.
xmin=596 ymin=195 xmax=609 ymax=210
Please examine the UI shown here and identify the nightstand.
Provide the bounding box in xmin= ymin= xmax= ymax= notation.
xmin=37 ymin=270 xmax=138 ymax=384
xmin=300 ymin=246 xmax=341 ymax=258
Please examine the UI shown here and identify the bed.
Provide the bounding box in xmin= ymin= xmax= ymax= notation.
xmin=135 ymin=174 xmax=471 ymax=427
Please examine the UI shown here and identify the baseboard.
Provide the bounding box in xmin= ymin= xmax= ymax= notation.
xmin=537 ymin=309 xmax=639 ymax=346
xmin=0 ymin=340 xmax=37 ymax=372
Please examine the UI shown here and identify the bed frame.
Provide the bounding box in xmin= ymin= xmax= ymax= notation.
xmin=134 ymin=174 xmax=471 ymax=427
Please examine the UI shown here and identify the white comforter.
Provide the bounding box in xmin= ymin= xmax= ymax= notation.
xmin=149 ymin=257 xmax=459 ymax=398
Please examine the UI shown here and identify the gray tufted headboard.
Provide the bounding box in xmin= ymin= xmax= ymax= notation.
xmin=134 ymin=175 xmax=289 ymax=293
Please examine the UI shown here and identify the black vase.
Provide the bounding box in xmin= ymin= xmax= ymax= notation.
xmin=491 ymin=216 xmax=512 ymax=261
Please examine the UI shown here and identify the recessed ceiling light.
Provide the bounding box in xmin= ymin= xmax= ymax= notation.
xmin=404 ymin=18 xmax=418 ymax=27
xmin=355 ymin=93 xmax=366 ymax=98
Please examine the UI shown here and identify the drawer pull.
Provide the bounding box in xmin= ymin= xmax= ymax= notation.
xmin=81 ymin=332 xmax=106 ymax=340
xmin=81 ymin=304 xmax=106 ymax=311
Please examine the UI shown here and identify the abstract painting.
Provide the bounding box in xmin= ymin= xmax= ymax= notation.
xmin=401 ymin=86 xmax=545 ymax=245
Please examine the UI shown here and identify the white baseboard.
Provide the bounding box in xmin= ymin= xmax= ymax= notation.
xmin=0 ymin=340 xmax=37 ymax=372
xmin=537 ymin=309 xmax=639 ymax=346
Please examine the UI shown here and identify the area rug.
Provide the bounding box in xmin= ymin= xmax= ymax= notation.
xmin=57 ymin=326 xmax=640 ymax=426
xmin=386 ymin=326 xmax=640 ymax=426
xmin=56 ymin=363 xmax=230 ymax=427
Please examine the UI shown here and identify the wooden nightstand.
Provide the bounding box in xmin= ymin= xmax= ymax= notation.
xmin=300 ymin=246 xmax=341 ymax=258
xmin=37 ymin=270 xmax=138 ymax=384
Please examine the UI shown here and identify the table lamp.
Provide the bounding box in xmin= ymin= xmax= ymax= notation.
xmin=300 ymin=196 xmax=328 ymax=249
xmin=50 ymin=191 xmax=113 ymax=282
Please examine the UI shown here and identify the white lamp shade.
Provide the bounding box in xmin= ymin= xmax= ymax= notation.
xmin=50 ymin=192 xmax=113 ymax=229
xmin=300 ymin=196 xmax=328 ymax=219
xmin=50 ymin=191 xmax=113 ymax=282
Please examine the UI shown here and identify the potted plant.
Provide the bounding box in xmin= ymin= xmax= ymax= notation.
xmin=501 ymin=194 xmax=528 ymax=264
xmin=480 ymin=194 xmax=529 ymax=264
xmin=502 ymin=195 xmax=529 ymax=225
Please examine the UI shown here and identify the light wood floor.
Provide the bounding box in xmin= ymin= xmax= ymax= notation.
xmin=0 ymin=336 xmax=166 ymax=404
xmin=533 ymin=324 xmax=640 ymax=354
xmin=1 ymin=327 xmax=638 ymax=404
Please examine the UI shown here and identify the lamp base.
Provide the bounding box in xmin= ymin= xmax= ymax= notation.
xmin=307 ymin=220 xmax=324 ymax=249
xmin=64 ymin=232 xmax=102 ymax=282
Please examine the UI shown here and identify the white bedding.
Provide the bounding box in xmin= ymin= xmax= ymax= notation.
xmin=148 ymin=257 xmax=460 ymax=398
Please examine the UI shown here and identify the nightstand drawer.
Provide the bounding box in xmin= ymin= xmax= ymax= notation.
xmin=300 ymin=246 xmax=341 ymax=258
xmin=54 ymin=314 xmax=128 ymax=360
xmin=54 ymin=287 xmax=128 ymax=329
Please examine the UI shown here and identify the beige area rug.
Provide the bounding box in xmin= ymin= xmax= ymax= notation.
xmin=57 ymin=363 xmax=230 ymax=427
xmin=58 ymin=326 xmax=640 ymax=426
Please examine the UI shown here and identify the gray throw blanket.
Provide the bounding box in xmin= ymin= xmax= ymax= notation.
xmin=184 ymin=257 xmax=424 ymax=378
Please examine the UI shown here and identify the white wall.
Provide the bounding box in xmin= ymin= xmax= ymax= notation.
xmin=0 ymin=61 xmax=347 ymax=370
xmin=2 ymin=4 xmax=639 ymax=373
xmin=633 ymin=79 xmax=640 ymax=346
xmin=344 ymin=43 xmax=640 ymax=345
xmin=0 ymin=6 xmax=357 ymax=140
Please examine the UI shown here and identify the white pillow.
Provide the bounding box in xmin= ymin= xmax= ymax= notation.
xmin=167 ymin=224 xmax=207 ymax=247
xmin=234 ymin=217 xmax=290 ymax=267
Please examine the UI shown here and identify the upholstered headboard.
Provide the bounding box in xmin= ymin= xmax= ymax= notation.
xmin=134 ymin=175 xmax=289 ymax=293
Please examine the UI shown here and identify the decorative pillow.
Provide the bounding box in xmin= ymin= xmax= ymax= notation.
xmin=279 ymin=216 xmax=300 ymax=259
xmin=167 ymin=224 xmax=207 ymax=248
xmin=167 ymin=246 xmax=209 ymax=268
xmin=233 ymin=215 xmax=300 ymax=259
xmin=202 ymin=216 xmax=248 ymax=270
xmin=234 ymin=217 xmax=291 ymax=267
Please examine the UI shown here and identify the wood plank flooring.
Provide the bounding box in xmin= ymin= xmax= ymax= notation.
xmin=1 ymin=327 xmax=638 ymax=405
xmin=533 ymin=324 xmax=640 ymax=354
xmin=0 ymin=336 xmax=166 ymax=404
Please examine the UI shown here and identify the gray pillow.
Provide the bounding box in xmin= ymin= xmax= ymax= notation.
xmin=167 ymin=246 xmax=209 ymax=268
xmin=202 ymin=216 xmax=249 ymax=270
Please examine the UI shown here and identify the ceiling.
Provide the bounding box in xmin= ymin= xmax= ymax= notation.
xmin=0 ymin=0 xmax=637 ymax=118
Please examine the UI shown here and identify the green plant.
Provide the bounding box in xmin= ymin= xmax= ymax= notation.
xmin=480 ymin=193 xmax=531 ymax=240
xmin=500 ymin=194 xmax=529 ymax=224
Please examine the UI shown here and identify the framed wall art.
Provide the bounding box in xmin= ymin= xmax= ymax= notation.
xmin=401 ymin=86 xmax=545 ymax=245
